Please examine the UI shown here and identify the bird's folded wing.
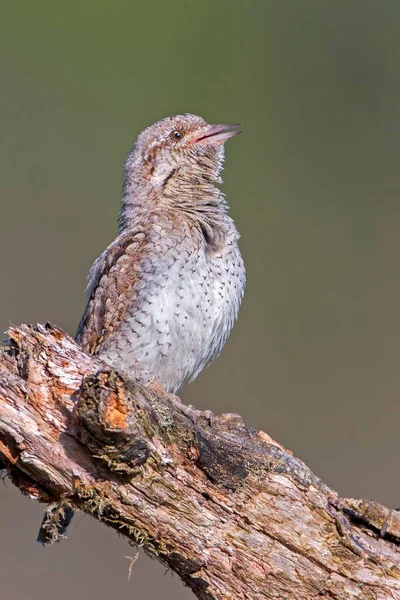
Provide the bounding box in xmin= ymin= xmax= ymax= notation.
xmin=75 ymin=229 xmax=148 ymax=354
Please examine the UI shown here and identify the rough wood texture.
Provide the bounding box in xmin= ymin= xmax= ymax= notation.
xmin=0 ymin=323 xmax=399 ymax=599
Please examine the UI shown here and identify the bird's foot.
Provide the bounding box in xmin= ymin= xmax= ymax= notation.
xmin=169 ymin=395 xmax=215 ymax=427
xmin=148 ymin=380 xmax=215 ymax=426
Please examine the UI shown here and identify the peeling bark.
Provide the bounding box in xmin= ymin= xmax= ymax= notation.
xmin=0 ymin=323 xmax=399 ymax=599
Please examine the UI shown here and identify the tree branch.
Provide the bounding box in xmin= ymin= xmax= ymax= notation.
xmin=0 ymin=323 xmax=399 ymax=599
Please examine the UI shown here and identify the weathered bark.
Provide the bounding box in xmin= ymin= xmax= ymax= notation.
xmin=0 ymin=323 xmax=399 ymax=599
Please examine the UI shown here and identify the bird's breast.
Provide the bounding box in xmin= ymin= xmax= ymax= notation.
xmin=99 ymin=232 xmax=245 ymax=393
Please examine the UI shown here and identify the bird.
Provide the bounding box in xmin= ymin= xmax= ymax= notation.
xmin=38 ymin=113 xmax=245 ymax=545
xmin=76 ymin=113 xmax=246 ymax=394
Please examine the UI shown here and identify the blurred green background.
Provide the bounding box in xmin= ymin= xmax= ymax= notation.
xmin=1 ymin=1 xmax=400 ymax=598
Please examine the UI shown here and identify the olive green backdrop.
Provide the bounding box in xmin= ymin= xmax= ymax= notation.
xmin=1 ymin=1 xmax=400 ymax=598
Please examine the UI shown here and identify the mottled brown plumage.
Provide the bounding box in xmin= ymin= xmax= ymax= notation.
xmin=76 ymin=114 xmax=245 ymax=393
xmin=76 ymin=229 xmax=147 ymax=354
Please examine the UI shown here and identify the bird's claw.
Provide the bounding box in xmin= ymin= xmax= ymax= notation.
xmin=170 ymin=396 xmax=215 ymax=426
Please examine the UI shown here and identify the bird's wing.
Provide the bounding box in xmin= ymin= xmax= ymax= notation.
xmin=75 ymin=229 xmax=148 ymax=354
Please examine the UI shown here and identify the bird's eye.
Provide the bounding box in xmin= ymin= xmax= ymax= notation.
xmin=171 ymin=130 xmax=184 ymax=140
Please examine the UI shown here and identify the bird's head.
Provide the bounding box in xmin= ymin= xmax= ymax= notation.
xmin=124 ymin=114 xmax=241 ymax=198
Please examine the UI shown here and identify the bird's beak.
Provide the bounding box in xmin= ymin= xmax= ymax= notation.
xmin=195 ymin=123 xmax=242 ymax=145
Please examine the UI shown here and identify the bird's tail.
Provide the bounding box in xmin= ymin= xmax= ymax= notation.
xmin=37 ymin=504 xmax=75 ymax=546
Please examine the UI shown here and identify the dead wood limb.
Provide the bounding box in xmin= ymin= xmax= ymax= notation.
xmin=0 ymin=323 xmax=399 ymax=600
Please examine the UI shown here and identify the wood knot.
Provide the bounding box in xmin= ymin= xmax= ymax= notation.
xmin=74 ymin=370 xmax=151 ymax=474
